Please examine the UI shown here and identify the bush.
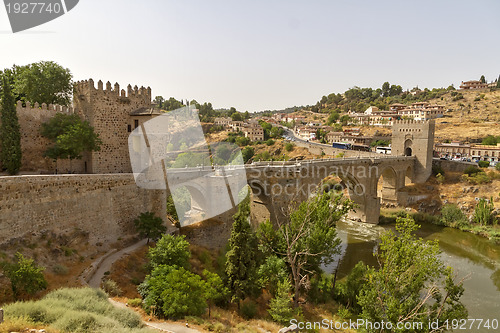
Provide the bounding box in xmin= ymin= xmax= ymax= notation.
xmin=235 ymin=136 xmax=250 ymax=147
xmin=127 ymin=298 xmax=143 ymax=308
xmin=4 ymin=288 xmax=147 ymax=333
xmin=440 ymin=204 xmax=468 ymax=228
xmin=478 ymin=160 xmax=490 ymax=168
xmin=102 ymin=279 xmax=123 ymax=297
xmin=147 ymin=234 xmax=191 ymax=269
xmin=464 ymin=165 xmax=481 ymax=176
xmin=3 ymin=252 xmax=47 ymax=299
xmin=133 ymin=212 xmax=167 ymax=244
xmin=139 ymin=265 xmax=207 ymax=319
xmin=334 ymin=261 xmax=368 ymax=314
xmin=284 ymin=142 xmax=294 ymax=152
xmin=241 ymin=146 xmax=254 ymax=163
xmin=240 ymin=299 xmax=258 ymax=319
xmin=268 ymin=280 xmax=293 ymax=324
xmin=52 ymin=264 xmax=69 ymax=275
xmin=496 ymin=163 xmax=500 ymax=171
xmin=473 ymin=198 xmax=495 ymax=226
xmin=266 ymin=139 xmax=275 ymax=146
xmin=436 ymin=173 xmax=445 ymax=184
xmin=462 ymin=172 xmax=491 ymax=184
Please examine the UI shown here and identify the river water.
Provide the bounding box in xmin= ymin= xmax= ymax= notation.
xmin=325 ymin=220 xmax=500 ymax=331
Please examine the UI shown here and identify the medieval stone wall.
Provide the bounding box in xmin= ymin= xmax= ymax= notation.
xmin=73 ymin=79 xmax=152 ymax=174
xmin=0 ymin=174 xmax=166 ymax=245
xmin=0 ymin=101 xmax=82 ymax=173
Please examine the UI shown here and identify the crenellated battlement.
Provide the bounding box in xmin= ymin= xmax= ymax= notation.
xmin=74 ymin=78 xmax=152 ymax=102
xmin=16 ymin=100 xmax=76 ymax=117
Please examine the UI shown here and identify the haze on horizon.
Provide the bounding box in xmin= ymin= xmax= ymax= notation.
xmin=0 ymin=0 xmax=499 ymax=112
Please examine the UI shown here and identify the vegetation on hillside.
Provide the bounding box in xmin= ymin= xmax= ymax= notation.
xmin=3 ymin=288 xmax=149 ymax=333
xmin=0 ymin=70 xmax=22 ymax=174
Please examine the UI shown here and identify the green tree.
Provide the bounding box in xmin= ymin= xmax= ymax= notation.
xmin=225 ymin=198 xmax=259 ymax=305
xmin=134 ymin=212 xmax=167 ymax=244
xmin=382 ymin=81 xmax=390 ymax=97
xmin=148 ymin=234 xmax=190 ymax=269
xmin=241 ymin=146 xmax=254 ymax=163
xmin=268 ymin=279 xmax=294 ymax=324
xmin=14 ymin=61 xmax=73 ymax=106
xmin=480 ymin=75 xmax=486 ymax=83
xmin=496 ymin=75 xmax=500 ymax=88
xmin=41 ymin=113 xmax=102 ymax=166
xmin=258 ymin=192 xmax=353 ymax=306
xmin=153 ymin=96 xmax=164 ymax=108
xmin=3 ymin=252 xmax=47 ymax=299
xmin=257 ymin=255 xmax=288 ymax=296
xmin=357 ymin=216 xmax=467 ymax=332
xmin=203 ymin=269 xmax=229 ymax=317
xmin=231 ymin=112 xmax=243 ymax=121
xmin=335 ymin=261 xmax=369 ymax=313
xmin=0 ymin=71 xmax=22 ymax=174
xmin=284 ymin=142 xmax=294 ymax=152
xmin=139 ymin=265 xmax=206 ymax=319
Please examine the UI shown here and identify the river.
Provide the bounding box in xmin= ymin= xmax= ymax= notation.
xmin=325 ymin=219 xmax=500 ymax=332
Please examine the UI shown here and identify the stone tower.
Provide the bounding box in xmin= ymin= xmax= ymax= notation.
xmin=73 ymin=79 xmax=152 ymax=174
xmin=392 ymin=120 xmax=435 ymax=183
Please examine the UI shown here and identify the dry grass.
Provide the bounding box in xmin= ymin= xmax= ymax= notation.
xmin=0 ymin=317 xmax=59 ymax=333
xmin=108 ymin=245 xmax=150 ymax=299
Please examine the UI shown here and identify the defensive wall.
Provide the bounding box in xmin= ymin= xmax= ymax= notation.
xmin=0 ymin=174 xmax=166 ymax=246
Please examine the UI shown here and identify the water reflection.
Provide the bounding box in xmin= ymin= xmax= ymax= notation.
xmin=327 ymin=219 xmax=500 ymax=331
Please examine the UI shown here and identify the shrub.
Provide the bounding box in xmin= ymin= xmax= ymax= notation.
xmin=241 ymin=146 xmax=254 ymax=163
xmin=473 ymin=198 xmax=495 ymax=226
xmin=240 ymin=299 xmax=258 ymax=319
xmin=284 ymin=142 xmax=294 ymax=152
xmin=127 ymin=298 xmax=143 ymax=307
xmin=266 ymin=139 xmax=275 ymax=146
xmin=268 ymin=280 xmax=293 ymax=324
xmin=462 ymin=172 xmax=491 ymax=184
xmin=440 ymin=204 xmax=468 ymax=228
xmin=496 ymin=163 xmax=500 ymax=171
xmin=436 ymin=173 xmax=445 ymax=184
xmin=52 ymin=264 xmax=69 ymax=275
xmin=102 ymin=279 xmax=123 ymax=297
xmin=147 ymin=234 xmax=191 ymax=269
xmin=464 ymin=165 xmax=481 ymax=176
xmin=139 ymin=265 xmax=207 ymax=319
xmin=235 ymin=136 xmax=250 ymax=147
xmin=2 ymin=252 xmax=47 ymax=299
xmin=478 ymin=160 xmax=490 ymax=168
xmin=4 ymin=288 xmax=147 ymax=332
xmin=334 ymin=261 xmax=368 ymax=314
xmin=133 ymin=211 xmax=167 ymax=244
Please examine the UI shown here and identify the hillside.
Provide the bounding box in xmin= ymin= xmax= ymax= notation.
xmin=427 ymin=89 xmax=500 ymax=142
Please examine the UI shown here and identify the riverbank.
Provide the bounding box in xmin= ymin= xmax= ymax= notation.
xmin=379 ymin=208 xmax=500 ymax=244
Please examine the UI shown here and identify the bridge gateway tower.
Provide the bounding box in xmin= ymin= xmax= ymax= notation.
xmin=391 ymin=120 xmax=435 ymax=183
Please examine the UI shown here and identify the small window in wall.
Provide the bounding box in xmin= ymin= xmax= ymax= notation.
xmin=134 ymin=120 xmax=139 ymax=129
xmin=127 ymin=124 xmax=132 ymax=132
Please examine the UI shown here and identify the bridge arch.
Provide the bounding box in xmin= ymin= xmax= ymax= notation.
xmin=376 ymin=166 xmax=398 ymax=204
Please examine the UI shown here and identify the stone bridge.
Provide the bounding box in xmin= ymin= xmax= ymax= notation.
xmin=165 ymin=155 xmax=416 ymax=224
xmin=135 ymin=119 xmax=434 ymax=225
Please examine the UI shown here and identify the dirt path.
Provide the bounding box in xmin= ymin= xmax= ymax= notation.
xmin=87 ymin=238 xmax=148 ymax=288
xmin=85 ymin=238 xmax=202 ymax=333
xmin=109 ymin=299 xmax=201 ymax=333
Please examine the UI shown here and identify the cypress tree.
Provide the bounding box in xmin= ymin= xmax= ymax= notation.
xmin=0 ymin=72 xmax=22 ymax=174
xmin=496 ymin=75 xmax=500 ymax=89
xmin=225 ymin=197 xmax=258 ymax=306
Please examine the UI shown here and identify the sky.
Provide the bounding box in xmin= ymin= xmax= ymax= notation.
xmin=0 ymin=0 xmax=499 ymax=112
